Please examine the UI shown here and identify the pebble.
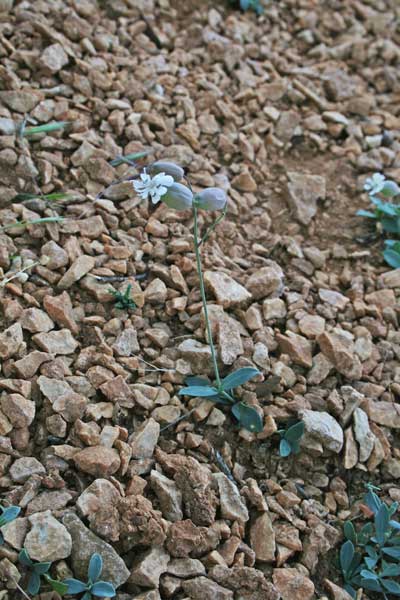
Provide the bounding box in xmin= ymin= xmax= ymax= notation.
xmin=129 ymin=546 xmax=170 ymax=588
xmin=19 ymin=308 xmax=54 ymax=333
xmin=273 ymin=568 xmax=315 ymax=600
xmin=9 ymin=457 xmax=45 ymax=483
xmin=286 ymin=171 xmax=326 ymax=225
xmin=204 ymin=271 xmax=251 ymax=308
xmin=250 ymin=512 xmax=275 ymax=562
xmin=33 ymin=329 xmax=78 ymax=354
xmin=213 ymin=473 xmax=249 ymax=522
xmin=74 ymin=446 xmax=121 ymax=477
xmin=300 ymin=410 xmax=343 ymax=453
xmin=25 ymin=511 xmax=72 ymax=562
xmin=246 ymin=264 xmax=284 ymax=300
xmin=58 ymin=255 xmax=95 ymax=289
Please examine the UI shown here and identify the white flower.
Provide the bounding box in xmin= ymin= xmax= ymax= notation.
xmin=133 ymin=169 xmax=174 ymax=204
xmin=364 ymin=173 xmax=386 ymax=196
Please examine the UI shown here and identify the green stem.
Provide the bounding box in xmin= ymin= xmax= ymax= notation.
xmin=199 ymin=202 xmax=228 ymax=246
xmin=192 ymin=204 xmax=221 ymax=387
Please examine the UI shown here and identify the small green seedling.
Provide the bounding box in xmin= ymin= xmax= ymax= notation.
xmin=340 ymin=484 xmax=400 ymax=598
xmin=0 ymin=216 xmax=64 ymax=232
xmin=179 ymin=368 xmax=263 ymax=433
xmin=358 ymin=173 xmax=400 ymax=269
xmin=383 ymin=240 xmax=400 ymax=269
xmin=63 ymin=553 xmax=116 ymax=599
xmin=19 ymin=548 xmax=68 ymax=596
xmin=20 ymin=121 xmax=70 ymax=137
xmin=278 ymin=421 xmax=305 ymax=457
xmin=110 ymin=284 xmax=136 ymax=310
xmin=0 ymin=505 xmax=20 ymax=544
xmin=110 ymin=150 xmax=150 ymax=167
xmin=230 ymin=0 xmax=265 ymax=14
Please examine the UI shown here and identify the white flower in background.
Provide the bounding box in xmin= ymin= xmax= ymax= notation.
xmin=364 ymin=173 xmax=385 ymax=196
xmin=133 ymin=169 xmax=174 ymax=204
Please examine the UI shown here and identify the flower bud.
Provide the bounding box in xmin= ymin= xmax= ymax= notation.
xmin=381 ymin=180 xmax=400 ymax=198
xmin=148 ymin=161 xmax=184 ymax=181
xmin=162 ymin=182 xmax=193 ymax=211
xmin=194 ymin=187 xmax=227 ymax=211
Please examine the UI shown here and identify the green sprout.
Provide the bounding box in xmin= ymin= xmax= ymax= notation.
xmin=278 ymin=421 xmax=305 ymax=457
xmin=109 ymin=150 xmax=150 ymax=167
xmin=230 ymin=0 xmax=265 ymax=14
xmin=0 ymin=505 xmax=20 ymax=544
xmin=20 ymin=121 xmax=70 ymax=138
xmin=109 ymin=284 xmax=136 ymax=310
xmin=18 ymin=549 xmax=67 ymax=596
xmin=0 ymin=216 xmax=64 ymax=232
xmin=340 ymin=485 xmax=400 ymax=598
xmin=63 ymin=553 xmax=116 ymax=599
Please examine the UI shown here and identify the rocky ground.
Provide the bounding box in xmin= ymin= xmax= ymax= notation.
xmin=0 ymin=0 xmax=399 ymax=599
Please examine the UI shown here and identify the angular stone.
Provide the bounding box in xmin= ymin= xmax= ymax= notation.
xmin=174 ymin=456 xmax=217 ymax=527
xmin=204 ymin=271 xmax=251 ymax=308
xmin=232 ymin=171 xmax=257 ymax=192
xmin=14 ymin=352 xmax=52 ymax=379
xmin=25 ymin=511 xmax=72 ymax=562
xmin=301 ymin=516 xmax=340 ymax=573
xmin=43 ymin=292 xmax=79 ymax=334
xmin=74 ymin=446 xmax=121 ymax=477
xmin=287 ymin=171 xmax=326 ymax=225
xmin=130 ymin=418 xmax=160 ymax=459
xmin=0 ymin=90 xmax=43 ymax=113
xmin=144 ymin=278 xmax=168 ymax=304
xmin=167 ymin=558 xmax=205 ymax=577
xmin=1 ymin=517 xmax=28 ymax=550
xmin=9 ymin=457 xmax=45 ymax=483
xmin=182 ymin=576 xmax=233 ymax=600
xmin=300 ymin=410 xmax=343 ymax=453
xmin=263 ymin=298 xmax=286 ymax=320
xmin=210 ymin=565 xmax=279 ymax=600
xmin=33 ymin=329 xmax=78 ymax=354
xmin=246 ymin=264 xmax=284 ymax=300
xmin=344 ymin=427 xmax=358 ymax=470
xmin=41 ymin=241 xmax=69 ymax=270
xmin=213 ymin=473 xmax=249 ymax=522
xmin=178 ymin=338 xmax=213 ymax=376
xmin=63 ymin=512 xmax=130 ymax=587
xmin=277 ymin=332 xmax=313 ymax=368
xmin=218 ymin=315 xmax=243 ymax=365
xmin=37 ymin=376 xmax=72 ymax=402
xmin=307 ymin=353 xmax=333 ymax=385
xmin=150 ymin=470 xmax=183 ymax=522
xmin=363 ymin=400 xmax=400 ymax=429
xmin=250 ymin=512 xmax=275 ymax=562
xmin=298 ymin=315 xmax=325 ymax=338
xmin=19 ymin=308 xmax=54 ymax=333
xmin=39 ymin=43 xmax=69 ymax=73
xmin=129 ymin=546 xmax=170 ymax=588
xmin=318 ymin=332 xmax=362 ymax=380
xmin=273 ymin=568 xmax=314 ymax=600
xmin=0 ymin=323 xmax=24 ymax=359
xmin=353 ymin=408 xmax=375 ymax=462
xmin=112 ymin=327 xmax=140 ymax=356
xmin=324 ymin=579 xmax=354 ymax=600
xmin=378 ymin=269 xmax=400 ymax=289
xmin=0 ymin=394 xmax=35 ymax=428
xmin=319 ymin=289 xmax=349 ymax=310
xmin=58 ymin=255 xmax=95 ymax=289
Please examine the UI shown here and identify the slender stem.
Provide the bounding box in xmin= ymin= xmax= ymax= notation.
xmin=192 ymin=204 xmax=221 ymax=387
xmin=12 ymin=580 xmax=32 ymax=600
xmin=199 ymin=202 xmax=228 ymax=246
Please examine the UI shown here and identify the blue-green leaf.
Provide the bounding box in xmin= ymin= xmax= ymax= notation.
xmin=284 ymin=421 xmax=304 ymax=443
xmin=221 ymin=368 xmax=260 ymax=391
xmin=185 ymin=376 xmax=211 ymax=387
xmin=344 ymin=583 xmax=357 ymax=598
xmin=88 ymin=553 xmax=103 ymax=583
xmin=380 ymin=563 xmax=400 ymax=578
xmin=383 ymin=546 xmax=400 ymax=559
xmin=382 ymin=579 xmax=400 ymax=595
xmin=91 ymin=581 xmax=116 ymax=598
xmin=19 ymin=548 xmax=33 ymax=567
xmin=290 ymin=440 xmax=301 ymax=454
xmin=344 ymin=521 xmax=357 ymax=543
xmin=375 ymin=504 xmax=390 ymax=545
xmin=34 ymin=561 xmax=51 ymax=575
xmin=279 ymin=438 xmax=292 ymax=457
xmin=357 ymin=210 xmax=376 ymax=218
xmin=381 ymin=180 xmax=400 ymax=197
xmin=231 ymin=402 xmax=263 ymax=433
xmin=178 ymin=385 xmax=219 ymax=397
xmin=364 ymin=557 xmax=378 ymax=570
xmin=1 ymin=506 xmax=21 ymax=523
xmin=63 ymin=578 xmax=88 ymax=594
xmin=27 ymin=572 xmax=41 ymax=595
xmin=390 ymin=520 xmax=400 ymax=531
xmin=364 ymin=489 xmax=382 ymax=515
xmin=340 ymin=541 xmax=355 ymax=576
xmin=384 ymin=248 xmax=400 ymax=269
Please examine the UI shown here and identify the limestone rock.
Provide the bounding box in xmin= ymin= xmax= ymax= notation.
xmin=300 ymin=410 xmax=343 ymax=453
xmin=129 ymin=546 xmax=170 ymax=588
xmin=0 ymin=323 xmax=24 ymax=359
xmin=287 ymin=171 xmax=326 ymax=225
xmin=130 ymin=418 xmax=160 ymax=459
xmin=9 ymin=457 xmax=45 ymax=483
xmin=318 ymin=331 xmax=362 ymax=380
xmin=353 ymin=407 xmax=375 ymax=462
xmin=250 ymin=512 xmax=275 ymax=562
xmin=204 ymin=271 xmax=251 ymax=308
xmin=63 ymin=513 xmax=130 ymax=587
xmin=25 ymin=511 xmax=72 ymax=562
xmin=19 ymin=308 xmax=54 ymax=333
xmin=277 ymin=332 xmax=313 ymax=368
xmin=246 ymin=263 xmax=284 ymax=300
xmin=74 ymin=446 xmax=121 ymax=477
xmin=182 ymin=576 xmax=233 ymax=600
xmin=33 ymin=329 xmax=78 ymax=355
xmin=213 ymin=473 xmax=249 ymax=522
xmin=273 ymin=568 xmax=315 ymax=600
xmin=150 ymin=470 xmax=183 ymax=522
xmin=58 ymin=255 xmax=95 ymax=289
xmin=43 ymin=292 xmax=79 ymax=334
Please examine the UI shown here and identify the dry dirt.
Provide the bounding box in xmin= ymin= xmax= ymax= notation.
xmin=0 ymin=0 xmax=399 ymax=599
